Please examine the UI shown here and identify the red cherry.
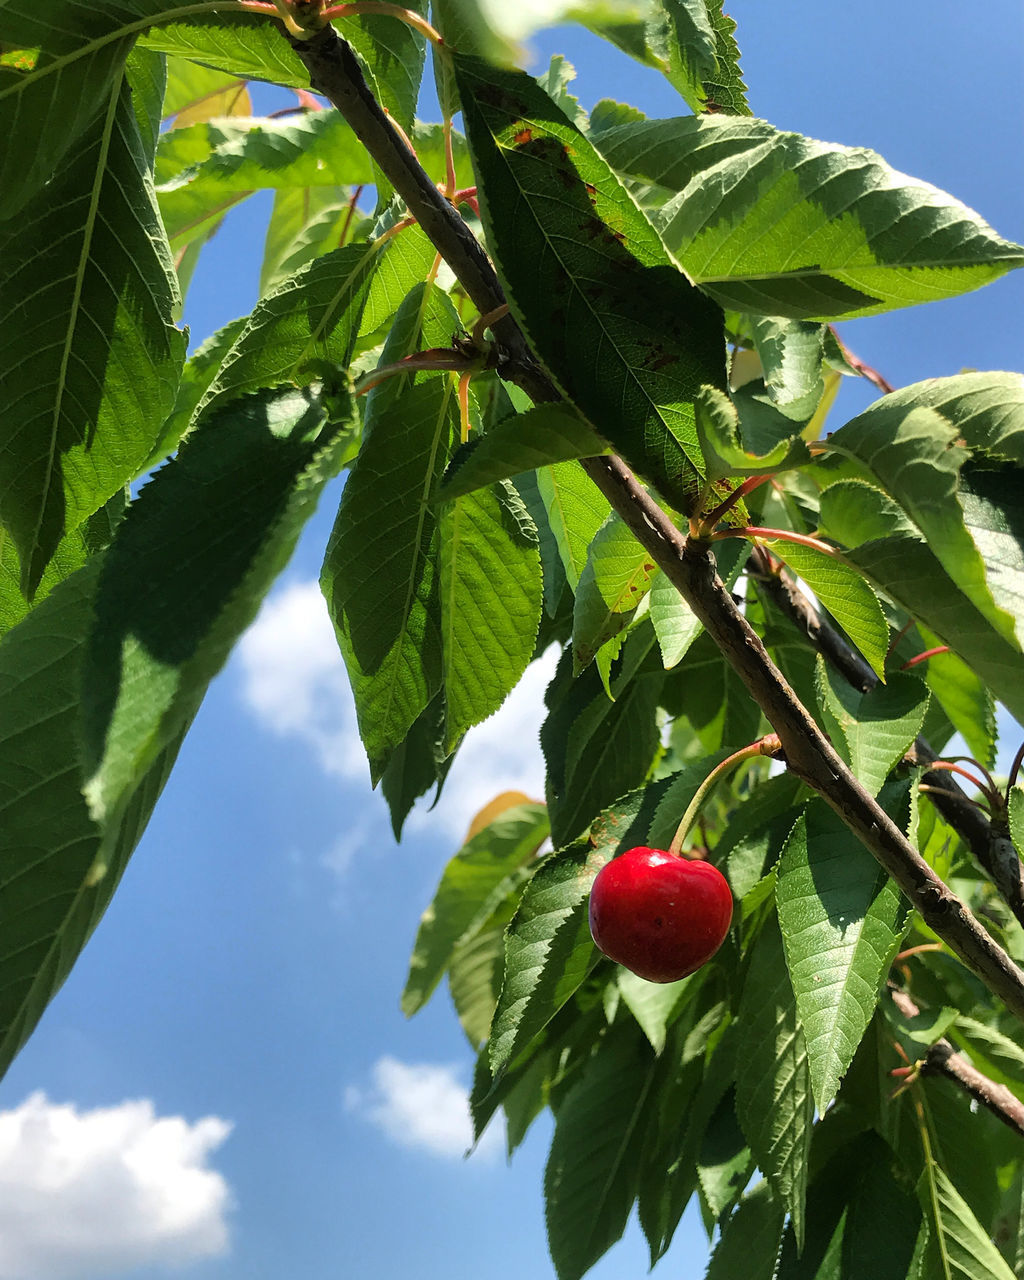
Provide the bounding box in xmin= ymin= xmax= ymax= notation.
xmin=588 ymin=847 xmax=733 ymax=983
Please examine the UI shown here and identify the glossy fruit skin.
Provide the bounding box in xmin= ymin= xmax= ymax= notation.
xmin=588 ymin=847 xmax=733 ymax=983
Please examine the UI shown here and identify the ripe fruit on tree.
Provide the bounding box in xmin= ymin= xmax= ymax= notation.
xmin=588 ymin=847 xmax=734 ymax=983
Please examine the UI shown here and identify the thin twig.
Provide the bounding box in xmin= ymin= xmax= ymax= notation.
xmin=748 ymin=548 xmax=1024 ymax=926
xmin=890 ymin=989 xmax=1024 ymax=1139
xmin=281 ymin=19 xmax=1024 ymax=1025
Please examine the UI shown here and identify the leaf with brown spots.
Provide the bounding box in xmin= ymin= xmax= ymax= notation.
xmin=454 ymin=54 xmax=727 ymax=514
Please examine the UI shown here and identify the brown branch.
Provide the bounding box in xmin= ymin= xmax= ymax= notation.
xmin=749 ymin=549 xmax=1024 ymax=926
xmin=890 ymin=989 xmax=1024 ymax=1139
xmin=281 ymin=21 xmax=1024 ymax=1026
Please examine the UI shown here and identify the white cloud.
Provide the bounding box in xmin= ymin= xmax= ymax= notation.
xmin=344 ymin=1057 xmax=501 ymax=1161
xmin=236 ymin=580 xmax=366 ymax=782
xmin=237 ymin=580 xmax=557 ymax=841
xmin=0 ymin=1093 xmax=232 ymax=1280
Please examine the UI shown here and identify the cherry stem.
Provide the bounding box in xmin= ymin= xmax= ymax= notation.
xmin=457 ymin=371 xmax=473 ymax=442
xmin=942 ymin=755 xmax=998 ymax=796
xmin=711 ymin=525 xmax=840 ymax=558
xmin=337 ymin=183 xmax=364 ymax=247
xmin=917 ymin=784 xmax=991 ymax=816
xmin=895 ymin=942 xmax=943 ymax=963
xmin=1007 ymin=742 xmax=1024 ymax=798
xmin=886 ymin=618 xmax=915 ymax=662
xmin=923 ymin=760 xmax=991 ymax=796
xmin=667 ymin=734 xmax=782 ymax=858
xmin=354 ymin=348 xmax=479 ymax=395
xmin=901 ymin=645 xmax=950 ymax=670
xmin=471 ymin=302 xmax=509 ymax=346
xmin=321 ymin=1 xmax=444 ymax=45
xmin=699 ymin=474 xmax=772 ymax=532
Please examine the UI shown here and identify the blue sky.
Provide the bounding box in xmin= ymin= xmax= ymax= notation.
xmin=1 ymin=5 xmax=1021 ymax=1279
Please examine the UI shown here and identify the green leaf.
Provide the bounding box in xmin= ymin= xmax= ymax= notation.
xmin=544 ymin=1022 xmax=656 ymax=1280
xmin=829 ymin=403 xmax=1020 ymax=647
xmin=82 ymin=384 xmax=347 ymax=834
xmin=958 ymin=464 xmax=1024 ymax=653
xmin=260 ymin=187 xmax=350 ymax=299
xmin=597 ymin=114 xmax=1023 ymax=318
xmin=701 ymin=0 xmax=749 ymax=116
xmin=535 ymin=460 xmax=611 ymax=591
xmin=696 ymin=386 xmax=808 ymax=479
xmin=321 ymin=285 xmax=456 ymax=782
xmin=543 ymin=636 xmax=664 ymax=847
xmin=439 ymin=406 xmax=606 ymax=502
xmin=777 ymin=800 xmax=907 ymax=1113
xmin=0 ymin=70 xmax=185 ymax=594
xmin=140 ymin=12 xmax=309 ymax=88
xmin=840 ymin=1134 xmax=921 ymax=1280
xmin=197 ymin=241 xmax=382 ymax=422
xmin=649 ymin=538 xmax=747 ymax=670
xmin=749 ymin=315 xmax=827 ymax=423
xmin=705 ymin=1181 xmax=785 ymax=1280
xmin=819 ymin=481 xmax=1024 ymax=726
xmin=736 ymin=914 xmax=814 ymax=1249
xmin=616 ymin=967 xmax=692 ymax=1055
xmin=697 ymin=1087 xmax=755 ymax=1220
xmin=402 ymin=802 xmax=547 ymax=1016
xmin=439 ymin=478 xmax=543 ymax=751
xmin=487 ymin=839 xmax=602 ymax=1079
xmin=839 ymin=371 xmax=1024 ymax=467
xmin=455 ymin=54 xmax=728 ymax=513
xmin=918 ymin=1164 xmax=1017 ymax=1280
xmin=765 ymin=540 xmax=889 ymax=680
xmin=156 ymin=111 xmax=375 ymax=247
xmin=0 ymin=561 xmax=187 ymax=1080
xmin=447 ymin=901 xmax=516 ymax=1049
xmin=917 ymin=624 xmax=996 ymax=770
xmin=488 ymin=784 xmax=660 ymax=1076
xmin=572 ymin=513 xmax=658 ymax=671
xmin=950 ymin=1015 xmax=1024 ymax=1100
xmin=1010 ymin=789 xmax=1024 ymax=862
xmin=160 ymin=55 xmax=250 ymax=126
xmin=716 ymin=772 xmax=805 ymax=899
xmin=814 ymin=659 xmax=929 ymax=797
xmin=145 ymin=317 xmax=248 ymax=472
xmin=0 ymin=0 xmax=134 ymax=217
xmin=0 ymin=493 xmax=125 ymax=640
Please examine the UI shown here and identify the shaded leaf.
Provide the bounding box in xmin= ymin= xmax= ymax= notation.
xmin=0 ymin=561 xmax=187 ymax=1079
xmin=82 ymin=385 xmax=346 ymax=836
xmin=819 ymin=480 xmax=1024 ymax=725
xmin=197 ymin=241 xmax=382 ymax=422
xmin=321 ymin=285 xmax=456 ymax=782
xmin=596 ymin=114 xmax=1023 ymax=318
xmin=705 ymin=1180 xmax=785 ymax=1280
xmin=736 ymin=915 xmax=813 ymax=1248
xmin=814 ymin=659 xmax=929 ymax=796
xmin=545 ymin=1023 xmax=657 ymax=1280
xmin=439 ymin=406 xmax=606 ymax=501
xmin=918 ymin=1164 xmax=1016 ymax=1280
xmin=439 ymin=479 xmax=543 ymax=751
xmin=455 ymin=54 xmax=728 ymax=513
xmin=777 ymin=800 xmax=907 ymax=1112
xmin=0 ymin=71 xmax=185 ymax=594
xmin=402 ymin=802 xmax=548 ymax=1016
xmin=536 ymin=460 xmax=611 ymax=591
xmin=488 ymin=783 xmax=661 ymax=1076
xmin=766 ymin=539 xmax=889 ymax=681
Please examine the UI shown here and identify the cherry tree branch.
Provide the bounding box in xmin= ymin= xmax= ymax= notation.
xmin=281 ymin=21 xmax=1024 ymax=1025
xmin=748 ymin=549 xmax=1024 ymax=926
xmin=890 ymin=989 xmax=1024 ymax=1139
